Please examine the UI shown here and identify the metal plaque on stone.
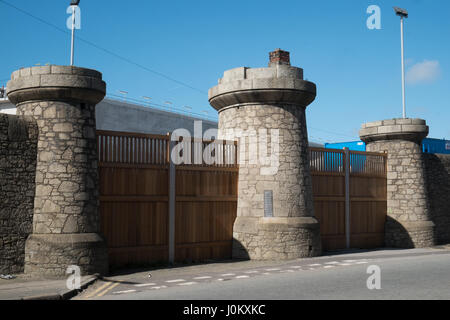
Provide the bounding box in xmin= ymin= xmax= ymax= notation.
xmin=264 ymin=190 xmax=274 ymax=218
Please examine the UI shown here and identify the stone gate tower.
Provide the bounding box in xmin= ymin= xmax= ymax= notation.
xmin=7 ymin=66 xmax=108 ymax=277
xmin=360 ymin=118 xmax=436 ymax=248
xmin=209 ymin=49 xmax=322 ymax=260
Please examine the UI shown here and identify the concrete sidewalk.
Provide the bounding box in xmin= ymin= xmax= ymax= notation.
xmin=0 ymin=274 xmax=98 ymax=300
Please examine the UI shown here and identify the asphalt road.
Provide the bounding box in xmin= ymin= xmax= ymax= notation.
xmin=80 ymin=248 xmax=450 ymax=300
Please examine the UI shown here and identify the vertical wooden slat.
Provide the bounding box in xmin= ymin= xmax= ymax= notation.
xmin=166 ymin=134 xmax=170 ymax=164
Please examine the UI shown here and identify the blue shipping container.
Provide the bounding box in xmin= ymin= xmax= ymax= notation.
xmin=324 ymin=141 xmax=366 ymax=152
xmin=422 ymin=138 xmax=450 ymax=154
xmin=325 ymin=139 xmax=450 ymax=155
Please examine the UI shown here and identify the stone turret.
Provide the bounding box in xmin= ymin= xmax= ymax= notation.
xmin=7 ymin=65 xmax=108 ymax=277
xmin=360 ymin=118 xmax=435 ymax=248
xmin=209 ymin=49 xmax=321 ymax=260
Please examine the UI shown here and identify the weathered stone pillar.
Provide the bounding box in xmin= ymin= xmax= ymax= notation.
xmin=360 ymin=118 xmax=436 ymax=248
xmin=209 ymin=49 xmax=321 ymax=260
xmin=7 ymin=66 xmax=108 ymax=277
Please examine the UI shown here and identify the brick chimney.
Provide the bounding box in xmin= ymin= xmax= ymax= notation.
xmin=269 ymin=49 xmax=290 ymax=67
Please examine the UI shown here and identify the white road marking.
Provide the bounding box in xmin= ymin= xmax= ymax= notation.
xmin=356 ymin=261 xmax=369 ymax=264
xmin=289 ymin=266 xmax=303 ymax=269
xmin=193 ymin=276 xmax=212 ymax=280
xmin=308 ymin=264 xmax=321 ymax=267
xmin=134 ymin=283 xmax=156 ymax=287
xmin=342 ymin=260 xmax=357 ymax=263
xmin=266 ymin=268 xmax=281 ymax=271
xmin=339 ymin=263 xmax=352 ymax=266
xmin=324 ymin=266 xmax=335 ymax=269
xmin=325 ymin=261 xmax=339 ymax=265
xmin=166 ymin=279 xmax=185 ymax=283
xmin=280 ymin=270 xmax=295 ymax=273
xmin=235 ymin=275 xmax=250 ymax=279
xmin=150 ymin=286 xmax=167 ymax=290
xmin=244 ymin=271 xmax=259 ymax=274
xmin=217 ymin=279 xmax=224 ymax=281
xmin=221 ymin=273 xmax=235 ymax=277
xmin=177 ymin=282 xmax=197 ymax=286
xmin=262 ymin=273 xmax=271 ymax=276
xmin=113 ymin=290 xmax=137 ymax=295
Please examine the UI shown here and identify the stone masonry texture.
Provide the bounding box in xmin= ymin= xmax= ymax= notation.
xmin=209 ymin=50 xmax=322 ymax=260
xmin=0 ymin=114 xmax=37 ymax=274
xmin=6 ymin=65 xmax=108 ymax=278
xmin=424 ymin=154 xmax=450 ymax=244
xmin=360 ymin=118 xmax=436 ymax=248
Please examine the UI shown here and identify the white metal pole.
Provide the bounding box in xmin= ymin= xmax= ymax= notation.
xmin=70 ymin=6 xmax=76 ymax=66
xmin=400 ymin=17 xmax=406 ymax=119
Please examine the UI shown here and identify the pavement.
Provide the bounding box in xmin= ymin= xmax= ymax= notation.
xmin=0 ymin=274 xmax=98 ymax=300
xmin=1 ymin=245 xmax=449 ymax=300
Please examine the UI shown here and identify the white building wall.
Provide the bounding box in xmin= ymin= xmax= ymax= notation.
xmin=0 ymin=98 xmax=218 ymax=135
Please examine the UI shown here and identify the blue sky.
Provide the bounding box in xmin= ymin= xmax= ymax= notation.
xmin=1 ymin=0 xmax=449 ymax=143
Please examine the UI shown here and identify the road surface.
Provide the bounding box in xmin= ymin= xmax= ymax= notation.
xmin=76 ymin=247 xmax=450 ymax=300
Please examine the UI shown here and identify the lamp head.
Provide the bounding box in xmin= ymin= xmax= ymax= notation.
xmin=70 ymin=0 xmax=80 ymax=6
xmin=394 ymin=7 xmax=408 ymax=18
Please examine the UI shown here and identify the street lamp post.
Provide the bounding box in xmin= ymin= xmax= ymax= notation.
xmin=70 ymin=0 xmax=80 ymax=66
xmin=394 ymin=7 xmax=408 ymax=119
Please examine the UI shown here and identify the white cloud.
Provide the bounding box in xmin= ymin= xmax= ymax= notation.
xmin=406 ymin=60 xmax=441 ymax=85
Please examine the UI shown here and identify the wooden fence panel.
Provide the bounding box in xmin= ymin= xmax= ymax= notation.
xmin=311 ymin=148 xmax=346 ymax=251
xmin=99 ymin=165 xmax=170 ymax=268
xmin=98 ymin=131 xmax=239 ymax=268
xmin=350 ymin=201 xmax=386 ymax=248
xmin=175 ymin=168 xmax=238 ymax=262
xmin=98 ymin=131 xmax=171 ymax=268
xmin=310 ymin=147 xmax=387 ymax=251
xmin=175 ymin=201 xmax=237 ymax=262
xmin=100 ymin=201 xmax=169 ymax=267
xmin=349 ymin=150 xmax=387 ymax=249
xmin=173 ymin=138 xmax=239 ymax=262
xmin=314 ymin=200 xmax=346 ymax=251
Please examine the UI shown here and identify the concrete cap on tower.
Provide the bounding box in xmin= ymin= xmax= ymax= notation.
xmin=7 ymin=65 xmax=106 ymax=105
xmin=209 ymin=50 xmax=316 ymax=112
xmin=360 ymin=118 xmax=429 ymax=143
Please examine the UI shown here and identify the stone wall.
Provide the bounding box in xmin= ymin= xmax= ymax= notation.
xmin=424 ymin=154 xmax=450 ymax=244
xmin=219 ymin=104 xmax=320 ymax=260
xmin=16 ymin=101 xmax=101 ymax=236
xmin=360 ymin=118 xmax=435 ymax=248
xmin=219 ymin=104 xmax=314 ymax=219
xmin=0 ymin=114 xmax=37 ymax=274
xmin=209 ymin=49 xmax=322 ymax=261
xmin=365 ymin=139 xmax=435 ymax=248
xmin=7 ymin=65 xmax=108 ymax=278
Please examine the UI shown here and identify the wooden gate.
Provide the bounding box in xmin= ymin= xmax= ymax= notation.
xmin=97 ymin=131 xmax=238 ymax=268
xmin=98 ymin=131 xmax=387 ymax=268
xmin=310 ymin=147 xmax=387 ymax=251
